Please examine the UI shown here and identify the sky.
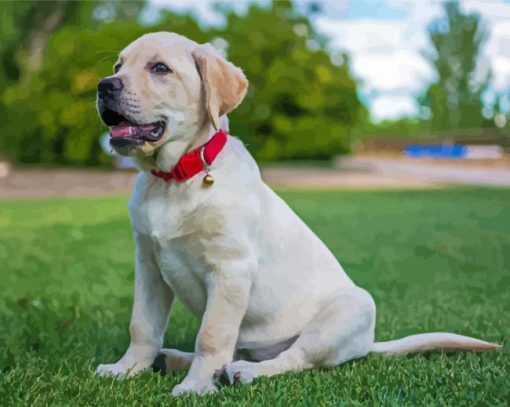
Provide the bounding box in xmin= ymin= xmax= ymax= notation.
xmin=147 ymin=0 xmax=510 ymax=122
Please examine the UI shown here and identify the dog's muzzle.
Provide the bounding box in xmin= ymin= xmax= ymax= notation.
xmin=96 ymin=77 xmax=166 ymax=155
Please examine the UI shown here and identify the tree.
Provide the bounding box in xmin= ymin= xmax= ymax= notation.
xmin=419 ymin=1 xmax=490 ymax=132
xmin=0 ymin=1 xmax=147 ymax=162
xmin=216 ymin=0 xmax=363 ymax=160
xmin=0 ymin=0 xmax=363 ymax=165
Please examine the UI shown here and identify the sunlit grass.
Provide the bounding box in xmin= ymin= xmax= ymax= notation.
xmin=0 ymin=188 xmax=508 ymax=405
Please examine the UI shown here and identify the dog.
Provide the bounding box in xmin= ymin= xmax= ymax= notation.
xmin=95 ymin=32 xmax=501 ymax=396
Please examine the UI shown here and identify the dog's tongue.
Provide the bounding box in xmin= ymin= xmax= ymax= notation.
xmin=110 ymin=122 xmax=157 ymax=138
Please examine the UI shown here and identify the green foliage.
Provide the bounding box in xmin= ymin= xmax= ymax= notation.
xmin=358 ymin=118 xmax=424 ymax=139
xmin=0 ymin=0 xmax=363 ymax=165
xmin=420 ymin=1 xmax=491 ymax=132
xmin=216 ymin=1 xmax=363 ymax=160
xmin=0 ymin=189 xmax=509 ymax=404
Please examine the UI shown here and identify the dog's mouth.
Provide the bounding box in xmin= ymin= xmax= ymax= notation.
xmin=100 ymin=108 xmax=166 ymax=151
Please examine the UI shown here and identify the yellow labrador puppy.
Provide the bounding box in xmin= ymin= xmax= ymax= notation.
xmin=95 ymin=32 xmax=500 ymax=395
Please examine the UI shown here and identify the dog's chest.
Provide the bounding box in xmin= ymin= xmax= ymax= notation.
xmin=154 ymin=234 xmax=209 ymax=317
xmin=129 ymin=178 xmax=213 ymax=316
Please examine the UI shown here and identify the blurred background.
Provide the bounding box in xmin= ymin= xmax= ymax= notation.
xmin=0 ymin=0 xmax=509 ymax=195
xmin=1 ymin=3 xmax=509 ymax=403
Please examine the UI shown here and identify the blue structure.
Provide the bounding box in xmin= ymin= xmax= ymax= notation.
xmin=405 ymin=144 xmax=467 ymax=159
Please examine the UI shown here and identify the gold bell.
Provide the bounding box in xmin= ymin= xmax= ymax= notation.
xmin=203 ymin=173 xmax=214 ymax=186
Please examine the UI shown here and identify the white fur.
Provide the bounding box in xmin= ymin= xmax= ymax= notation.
xmin=95 ymin=32 xmax=500 ymax=396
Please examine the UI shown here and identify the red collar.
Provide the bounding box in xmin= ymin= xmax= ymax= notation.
xmin=151 ymin=129 xmax=228 ymax=182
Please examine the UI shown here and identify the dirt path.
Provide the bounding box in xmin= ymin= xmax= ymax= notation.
xmin=341 ymin=156 xmax=510 ymax=187
xmin=0 ymin=169 xmax=136 ymax=199
xmin=1 ymin=157 xmax=508 ymax=199
xmin=260 ymin=166 xmax=445 ymax=189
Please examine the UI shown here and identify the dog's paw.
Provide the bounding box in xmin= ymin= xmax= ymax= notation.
xmin=214 ymin=361 xmax=258 ymax=386
xmin=171 ymin=379 xmax=218 ymax=396
xmin=95 ymin=362 xmax=140 ymax=378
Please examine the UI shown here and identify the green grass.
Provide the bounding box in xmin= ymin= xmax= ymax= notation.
xmin=0 ymin=188 xmax=509 ymax=406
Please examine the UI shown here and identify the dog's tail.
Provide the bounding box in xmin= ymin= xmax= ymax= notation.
xmin=370 ymin=332 xmax=502 ymax=356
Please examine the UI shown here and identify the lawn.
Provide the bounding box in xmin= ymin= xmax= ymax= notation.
xmin=0 ymin=188 xmax=508 ymax=406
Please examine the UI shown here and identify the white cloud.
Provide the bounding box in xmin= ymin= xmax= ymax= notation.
xmin=371 ymin=96 xmax=419 ymax=121
xmin=353 ymin=49 xmax=433 ymax=94
xmin=148 ymin=0 xmax=270 ymax=26
xmin=492 ymin=55 xmax=510 ymax=90
xmin=462 ymin=0 xmax=510 ymax=21
xmin=315 ymin=17 xmax=436 ymax=97
xmin=461 ymin=1 xmax=510 ymax=93
xmin=316 ymin=0 xmax=510 ymax=120
xmin=315 ymin=1 xmax=444 ymax=120
xmin=149 ymin=0 xmax=224 ymax=25
xmin=317 ymin=19 xmax=405 ymax=54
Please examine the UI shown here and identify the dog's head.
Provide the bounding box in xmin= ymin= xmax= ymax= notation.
xmin=97 ymin=32 xmax=248 ymax=157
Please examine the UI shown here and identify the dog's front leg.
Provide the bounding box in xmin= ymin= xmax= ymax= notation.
xmin=96 ymin=233 xmax=174 ymax=377
xmin=171 ymin=272 xmax=251 ymax=396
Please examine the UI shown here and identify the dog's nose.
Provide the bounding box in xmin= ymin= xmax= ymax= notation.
xmin=97 ymin=77 xmax=123 ymax=99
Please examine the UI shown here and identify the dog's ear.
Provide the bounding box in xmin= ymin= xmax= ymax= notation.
xmin=192 ymin=44 xmax=248 ymax=130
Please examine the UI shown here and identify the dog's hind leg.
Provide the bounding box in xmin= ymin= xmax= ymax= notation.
xmin=152 ymin=349 xmax=194 ymax=375
xmin=217 ymin=286 xmax=376 ymax=385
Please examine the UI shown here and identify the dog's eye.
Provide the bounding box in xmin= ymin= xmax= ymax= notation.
xmin=150 ymin=62 xmax=172 ymax=74
xmin=114 ymin=63 xmax=122 ymax=73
